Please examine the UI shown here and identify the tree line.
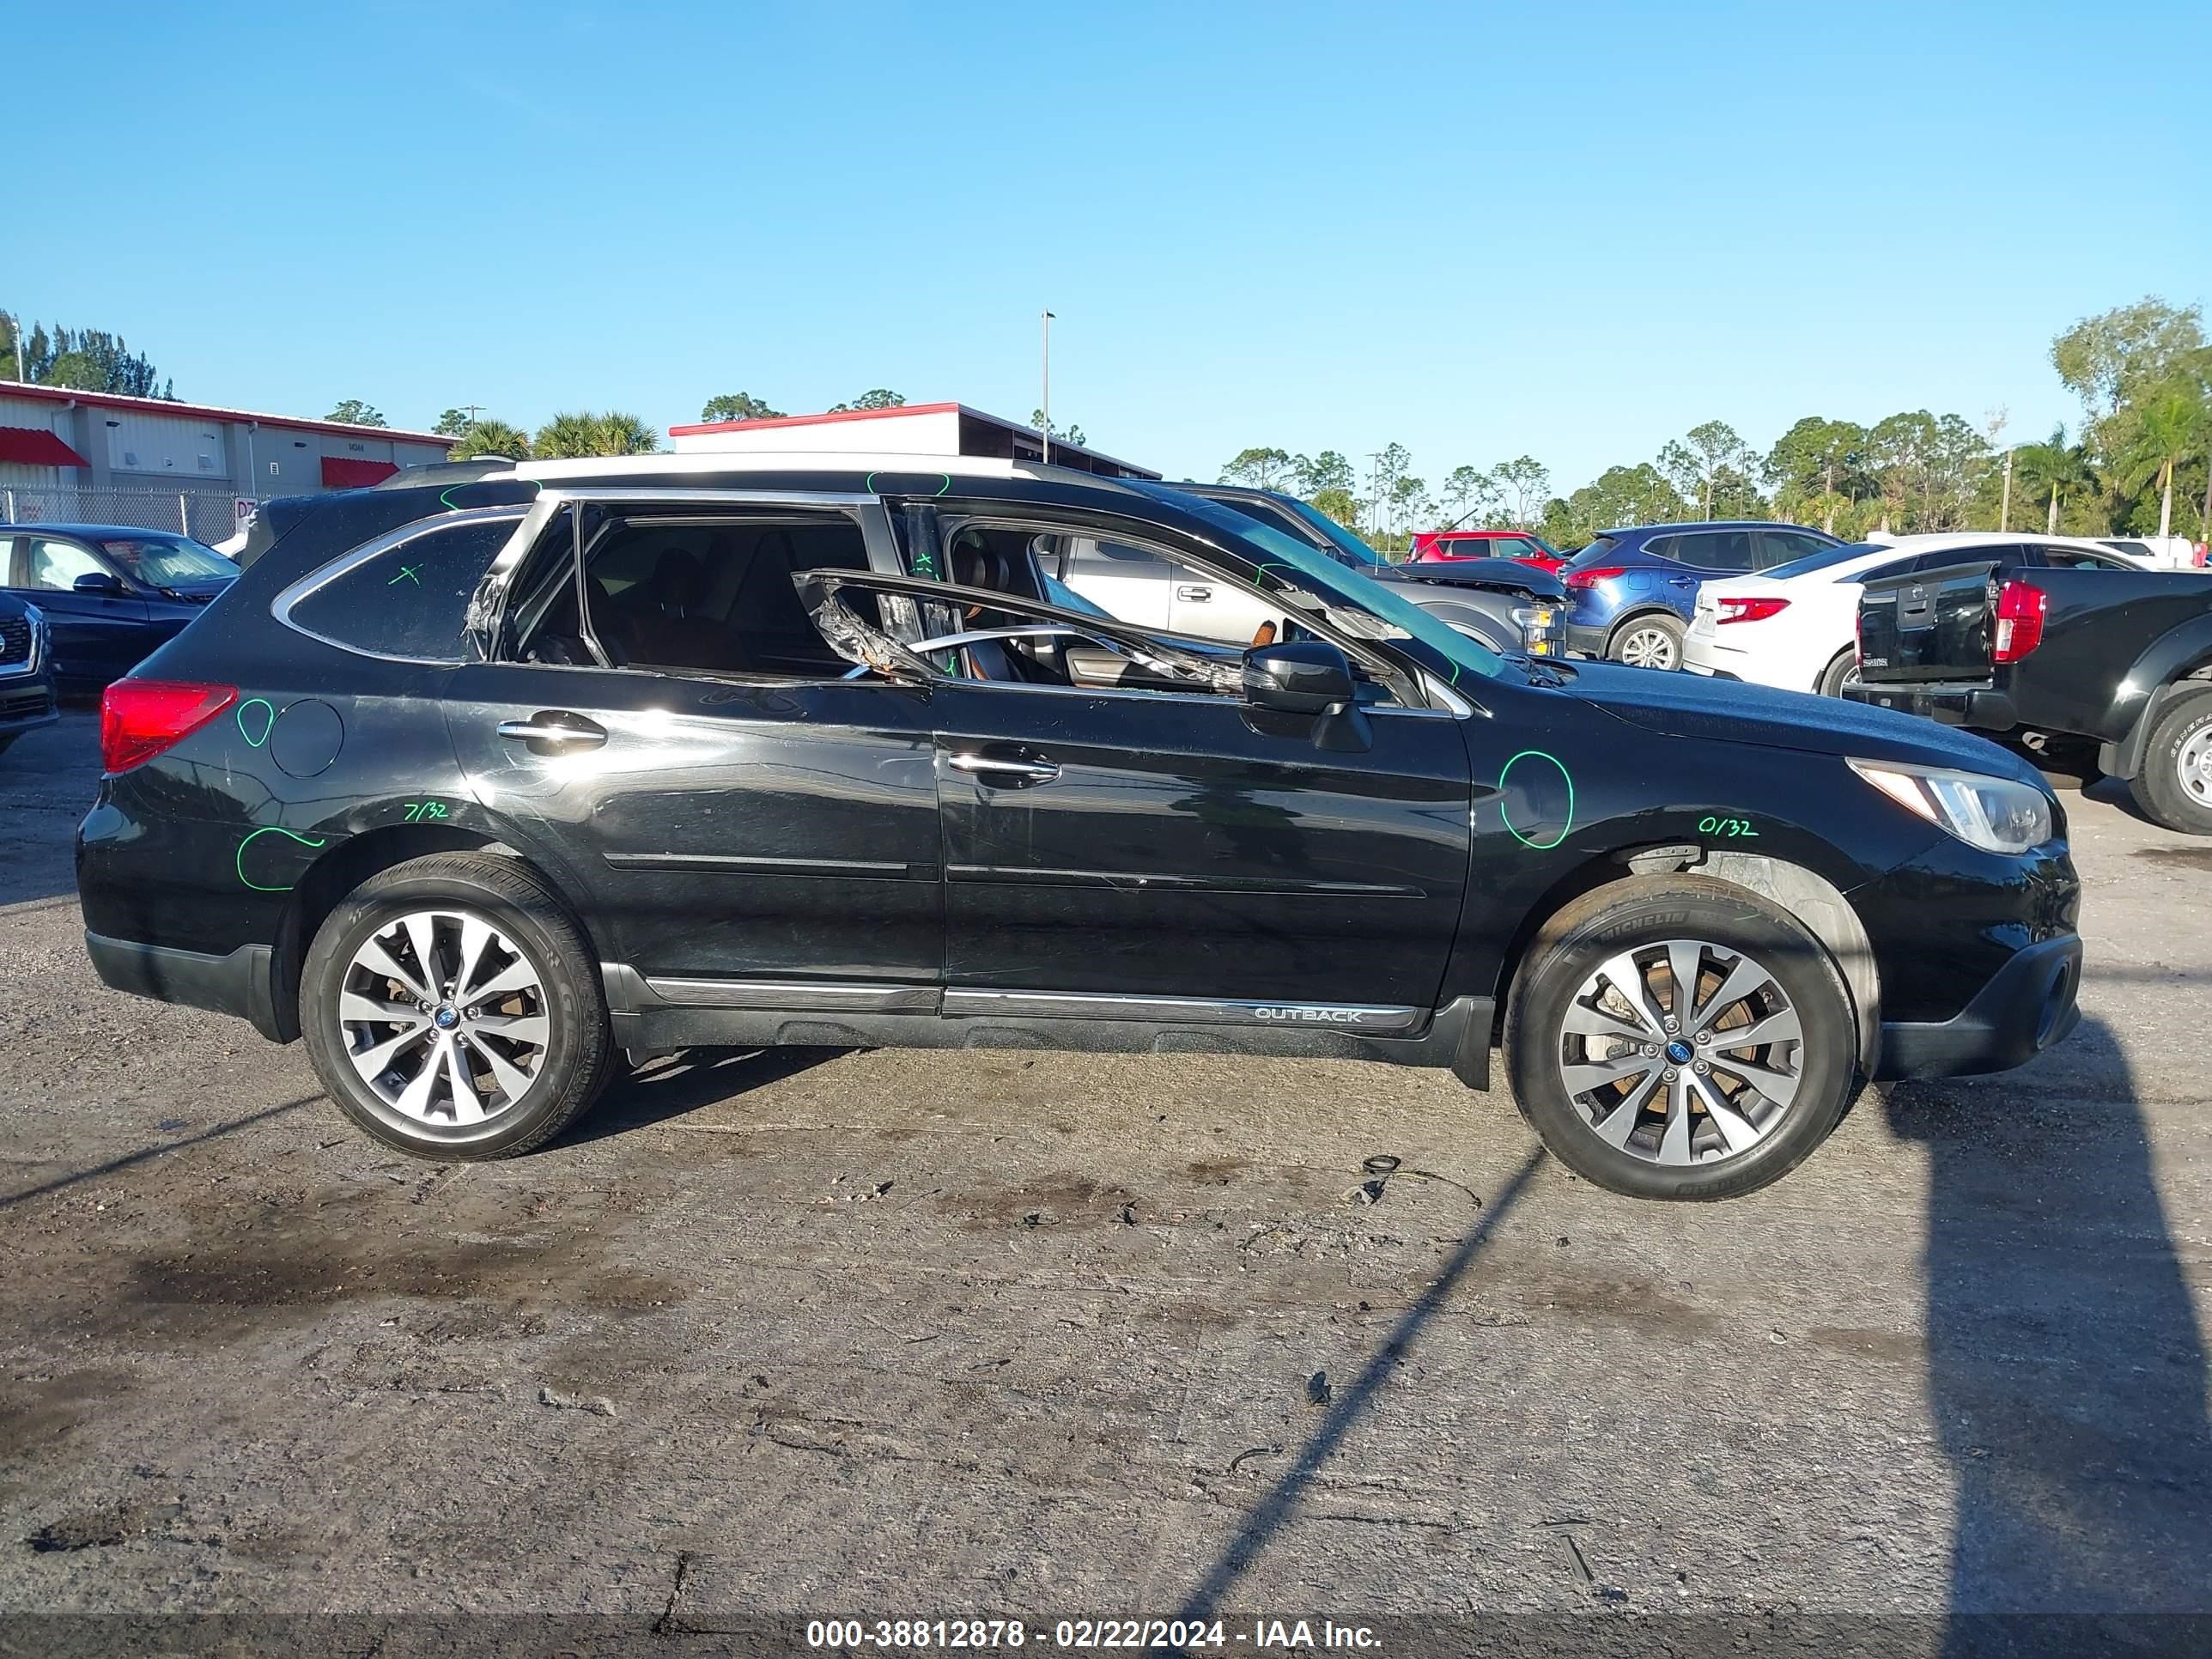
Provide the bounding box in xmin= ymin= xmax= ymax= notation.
xmin=1218 ymin=297 xmax=2212 ymax=556
xmin=2 ymin=313 xmax=172 ymax=398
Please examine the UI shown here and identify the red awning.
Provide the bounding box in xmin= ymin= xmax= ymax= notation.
xmin=321 ymin=456 xmax=399 ymax=488
xmin=0 ymin=425 xmax=90 ymax=468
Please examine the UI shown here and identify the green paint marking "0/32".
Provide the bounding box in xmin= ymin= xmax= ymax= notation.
xmin=1698 ymin=815 xmax=1759 ymax=838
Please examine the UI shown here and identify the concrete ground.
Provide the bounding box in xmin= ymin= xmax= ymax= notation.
xmin=0 ymin=709 xmax=2206 ymax=1649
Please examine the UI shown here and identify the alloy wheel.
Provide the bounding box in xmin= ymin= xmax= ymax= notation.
xmin=2180 ymin=724 xmax=2212 ymax=807
xmin=1554 ymin=938 xmax=1803 ymax=1166
xmin=1618 ymin=626 xmax=1677 ymax=670
xmin=339 ymin=909 xmax=551 ymax=1125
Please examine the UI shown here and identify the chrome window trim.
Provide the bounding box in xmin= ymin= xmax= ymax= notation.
xmin=270 ymin=506 xmax=531 ymax=665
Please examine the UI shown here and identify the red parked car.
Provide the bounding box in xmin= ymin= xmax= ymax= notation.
xmin=1412 ymin=528 xmax=1567 ymax=572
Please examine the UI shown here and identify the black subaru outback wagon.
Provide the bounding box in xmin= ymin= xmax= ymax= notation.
xmin=77 ymin=456 xmax=2081 ymax=1200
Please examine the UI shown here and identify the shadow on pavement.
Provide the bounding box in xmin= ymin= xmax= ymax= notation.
xmin=0 ymin=1092 xmax=322 ymax=1212
xmin=562 ymin=1046 xmax=848 ymax=1145
xmin=1172 ymin=1147 xmax=1545 ymax=1625
xmin=1888 ymin=1016 xmax=2212 ymax=1645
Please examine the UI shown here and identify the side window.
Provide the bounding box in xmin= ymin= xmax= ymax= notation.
xmin=286 ymin=516 xmax=520 ymax=661
xmin=25 ymin=538 xmax=109 ymax=592
xmin=1060 ymin=535 xmax=1173 ymax=629
xmin=1758 ymin=531 xmax=1830 ymax=567
xmin=2034 ymin=544 xmax=2127 ymax=571
xmin=518 ymin=508 xmax=873 ymax=678
xmin=1673 ymin=531 xmax=1757 ymax=572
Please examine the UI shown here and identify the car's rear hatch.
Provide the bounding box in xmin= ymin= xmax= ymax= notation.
xmin=1856 ymin=558 xmax=1998 ymax=685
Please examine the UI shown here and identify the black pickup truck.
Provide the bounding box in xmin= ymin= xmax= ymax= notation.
xmin=1847 ymin=552 xmax=2212 ymax=833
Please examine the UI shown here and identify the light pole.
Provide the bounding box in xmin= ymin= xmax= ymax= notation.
xmin=1039 ymin=311 xmax=1054 ymax=465
xmin=1998 ymin=447 xmax=2014 ymax=533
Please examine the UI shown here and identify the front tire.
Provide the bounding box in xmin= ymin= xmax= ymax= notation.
xmin=1504 ymin=876 xmax=1858 ymax=1200
xmin=1608 ymin=613 xmax=1685 ymax=671
xmin=300 ymin=853 xmax=612 ymax=1160
xmin=2135 ymin=691 xmax=2212 ymax=836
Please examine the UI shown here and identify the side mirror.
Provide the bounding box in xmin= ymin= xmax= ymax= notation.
xmin=74 ymin=571 xmax=127 ymax=595
xmin=1243 ymin=640 xmax=1355 ymax=714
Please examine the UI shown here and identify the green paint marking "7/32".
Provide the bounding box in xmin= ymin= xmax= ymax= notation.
xmin=401 ymin=801 xmax=450 ymax=822
xmin=1698 ymin=815 xmax=1759 ymax=838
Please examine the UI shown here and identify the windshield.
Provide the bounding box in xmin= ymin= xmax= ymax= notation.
xmin=1138 ymin=483 xmax=1504 ymax=684
xmin=1263 ymin=495 xmax=1387 ymax=568
xmin=98 ymin=536 xmax=234 ymax=586
xmin=1765 ymin=540 xmax=1884 ymax=582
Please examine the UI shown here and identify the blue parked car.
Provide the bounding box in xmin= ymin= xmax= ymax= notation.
xmin=0 ymin=592 xmax=59 ymax=757
xmin=0 ymin=524 xmax=235 ymax=692
xmin=1561 ymin=520 xmax=1842 ymax=669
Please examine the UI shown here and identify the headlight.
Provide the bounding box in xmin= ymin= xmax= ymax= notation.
xmin=1847 ymin=758 xmax=2052 ymax=854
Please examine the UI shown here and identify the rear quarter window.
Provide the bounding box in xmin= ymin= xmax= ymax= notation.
xmin=284 ymin=515 xmax=521 ymax=661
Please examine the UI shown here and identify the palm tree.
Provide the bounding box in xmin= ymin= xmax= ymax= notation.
xmin=447 ymin=418 xmax=532 ymax=461
xmin=2011 ymin=427 xmax=2095 ymax=535
xmin=2118 ymin=384 xmax=2211 ymax=539
xmin=532 ymin=410 xmax=662 ymax=459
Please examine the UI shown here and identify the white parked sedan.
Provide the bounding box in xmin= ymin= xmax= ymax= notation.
xmin=1682 ymin=533 xmax=2146 ymax=696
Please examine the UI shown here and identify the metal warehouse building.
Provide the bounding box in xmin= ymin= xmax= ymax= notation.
xmin=667 ymin=402 xmax=1159 ymax=479
xmin=0 ymin=382 xmax=452 ymax=543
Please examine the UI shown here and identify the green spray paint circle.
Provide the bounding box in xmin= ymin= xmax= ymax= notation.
xmin=1498 ymin=750 xmax=1575 ymax=850
xmin=863 ymin=471 xmax=951 ymax=497
xmin=236 ymin=826 xmax=327 ymax=892
xmin=235 ymin=698 xmax=276 ymax=748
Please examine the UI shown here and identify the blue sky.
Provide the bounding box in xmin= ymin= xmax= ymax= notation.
xmin=17 ymin=2 xmax=2210 ymax=494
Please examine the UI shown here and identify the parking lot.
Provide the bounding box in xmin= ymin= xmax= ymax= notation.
xmin=1 ymin=707 xmax=2208 ymax=1643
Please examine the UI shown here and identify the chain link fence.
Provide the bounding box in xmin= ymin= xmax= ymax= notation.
xmin=0 ymin=485 xmax=250 ymax=545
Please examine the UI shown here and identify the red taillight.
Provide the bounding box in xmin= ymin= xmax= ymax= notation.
xmin=1716 ymin=597 xmax=1790 ymax=624
xmin=100 ymin=679 xmax=237 ymax=774
xmin=1992 ymin=580 xmax=2046 ymax=663
xmin=1565 ymin=565 xmax=1626 ymax=589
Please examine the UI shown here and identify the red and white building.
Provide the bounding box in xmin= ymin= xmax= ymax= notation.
xmin=667 ymin=401 xmax=1158 ymax=480
xmin=0 ymin=381 xmax=453 ymax=539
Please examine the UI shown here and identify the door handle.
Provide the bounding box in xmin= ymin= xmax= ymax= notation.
xmin=947 ymin=753 xmax=1060 ymax=785
xmin=1176 ymin=584 xmax=1212 ymax=602
xmin=495 ymin=712 xmax=608 ymax=752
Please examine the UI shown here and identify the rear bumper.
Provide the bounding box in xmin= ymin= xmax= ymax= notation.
xmin=84 ymin=930 xmax=286 ymax=1042
xmin=1845 ymin=678 xmax=2019 ymax=731
xmin=1875 ymin=932 xmax=2081 ymax=1080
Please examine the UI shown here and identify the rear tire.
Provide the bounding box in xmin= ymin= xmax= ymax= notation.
xmin=301 ymin=853 xmax=612 ymax=1160
xmin=1504 ymin=876 xmax=1858 ymax=1200
xmin=1607 ymin=613 xmax=1685 ymax=671
xmin=1816 ymin=648 xmax=1860 ymax=698
xmin=2134 ymin=692 xmax=2212 ymax=836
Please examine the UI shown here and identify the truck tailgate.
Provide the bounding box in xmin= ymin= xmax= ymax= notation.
xmin=1856 ymin=559 xmax=1997 ymax=684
